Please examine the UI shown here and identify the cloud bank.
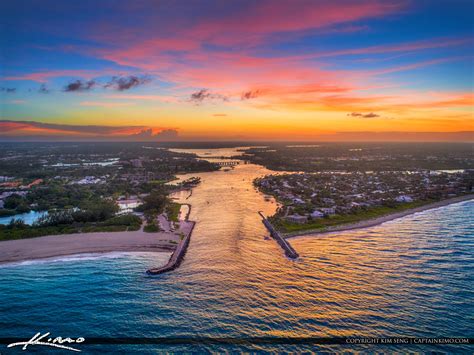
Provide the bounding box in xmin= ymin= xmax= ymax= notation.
xmin=0 ymin=120 xmax=179 ymax=141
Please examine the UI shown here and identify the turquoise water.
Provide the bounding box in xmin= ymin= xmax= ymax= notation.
xmin=0 ymin=162 xmax=472 ymax=353
xmin=0 ymin=210 xmax=47 ymax=225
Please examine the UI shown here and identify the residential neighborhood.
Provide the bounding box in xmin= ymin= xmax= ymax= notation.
xmin=255 ymin=170 xmax=474 ymax=225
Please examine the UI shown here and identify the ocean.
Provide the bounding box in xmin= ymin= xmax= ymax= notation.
xmin=0 ymin=159 xmax=472 ymax=353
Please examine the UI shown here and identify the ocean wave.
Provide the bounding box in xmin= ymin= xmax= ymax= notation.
xmin=0 ymin=251 xmax=171 ymax=268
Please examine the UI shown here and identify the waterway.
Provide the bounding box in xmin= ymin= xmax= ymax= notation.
xmin=0 ymin=147 xmax=472 ymax=352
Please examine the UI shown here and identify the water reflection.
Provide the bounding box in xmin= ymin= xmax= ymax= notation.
xmin=166 ymin=148 xmax=473 ymax=342
xmin=0 ymin=147 xmax=472 ymax=352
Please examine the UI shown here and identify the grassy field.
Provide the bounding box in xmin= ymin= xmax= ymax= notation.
xmin=271 ymin=200 xmax=432 ymax=234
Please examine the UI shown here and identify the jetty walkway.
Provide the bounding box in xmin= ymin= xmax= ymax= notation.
xmin=147 ymin=204 xmax=194 ymax=275
xmin=258 ymin=211 xmax=299 ymax=259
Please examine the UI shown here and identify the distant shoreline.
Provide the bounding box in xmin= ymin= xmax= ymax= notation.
xmin=285 ymin=194 xmax=473 ymax=240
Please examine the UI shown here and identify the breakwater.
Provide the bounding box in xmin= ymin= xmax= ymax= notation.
xmin=146 ymin=221 xmax=195 ymax=275
xmin=258 ymin=211 xmax=299 ymax=259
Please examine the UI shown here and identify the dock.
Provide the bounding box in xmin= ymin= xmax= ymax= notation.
xmin=258 ymin=211 xmax=299 ymax=259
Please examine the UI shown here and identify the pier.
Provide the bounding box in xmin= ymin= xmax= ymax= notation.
xmin=258 ymin=211 xmax=299 ymax=259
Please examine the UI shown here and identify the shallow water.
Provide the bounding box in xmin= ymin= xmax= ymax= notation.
xmin=0 ymin=210 xmax=47 ymax=225
xmin=0 ymin=151 xmax=472 ymax=353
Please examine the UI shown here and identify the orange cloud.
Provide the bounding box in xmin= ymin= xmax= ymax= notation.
xmin=0 ymin=120 xmax=178 ymax=140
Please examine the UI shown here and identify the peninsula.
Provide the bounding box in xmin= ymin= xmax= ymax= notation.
xmin=255 ymin=169 xmax=473 ymax=237
xmin=285 ymin=194 xmax=473 ymax=239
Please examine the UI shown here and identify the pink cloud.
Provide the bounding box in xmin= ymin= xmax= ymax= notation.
xmin=295 ymin=37 xmax=472 ymax=60
xmin=369 ymin=56 xmax=472 ymax=76
xmin=81 ymin=0 xmax=409 ymax=76
xmin=5 ymin=0 xmax=471 ymax=122
xmin=191 ymin=0 xmax=404 ymax=46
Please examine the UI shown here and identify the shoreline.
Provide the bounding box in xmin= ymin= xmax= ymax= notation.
xmin=285 ymin=194 xmax=473 ymax=239
xmin=0 ymin=249 xmax=174 ymax=267
xmin=0 ymin=220 xmax=195 ymax=265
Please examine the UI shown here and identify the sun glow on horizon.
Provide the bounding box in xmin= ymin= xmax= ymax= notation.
xmin=0 ymin=0 xmax=473 ymax=141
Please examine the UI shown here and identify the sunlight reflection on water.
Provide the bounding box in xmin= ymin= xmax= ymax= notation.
xmin=0 ymin=149 xmax=472 ymax=352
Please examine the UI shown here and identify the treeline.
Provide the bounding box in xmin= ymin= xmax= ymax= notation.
xmin=0 ymin=212 xmax=142 ymax=241
xmin=244 ymin=143 xmax=474 ymax=172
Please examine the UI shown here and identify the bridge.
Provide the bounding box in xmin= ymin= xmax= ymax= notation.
xmin=215 ymin=161 xmax=240 ymax=167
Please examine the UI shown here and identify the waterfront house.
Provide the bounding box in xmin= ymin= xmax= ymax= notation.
xmin=292 ymin=197 xmax=305 ymax=205
xmin=395 ymin=195 xmax=413 ymax=203
xmin=320 ymin=207 xmax=336 ymax=215
xmin=310 ymin=210 xmax=324 ymax=219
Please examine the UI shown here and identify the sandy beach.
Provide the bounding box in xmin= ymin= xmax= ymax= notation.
xmin=285 ymin=194 xmax=473 ymax=239
xmin=0 ymin=221 xmax=195 ymax=264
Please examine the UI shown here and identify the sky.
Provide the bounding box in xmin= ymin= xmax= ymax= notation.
xmin=0 ymin=0 xmax=473 ymax=141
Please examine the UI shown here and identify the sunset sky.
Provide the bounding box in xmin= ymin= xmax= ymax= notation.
xmin=0 ymin=0 xmax=473 ymax=141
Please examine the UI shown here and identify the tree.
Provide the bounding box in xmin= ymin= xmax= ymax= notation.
xmin=4 ymin=194 xmax=30 ymax=213
xmin=7 ymin=218 xmax=27 ymax=229
xmin=35 ymin=210 xmax=74 ymax=227
xmin=141 ymin=190 xmax=169 ymax=215
xmin=73 ymin=200 xmax=119 ymax=222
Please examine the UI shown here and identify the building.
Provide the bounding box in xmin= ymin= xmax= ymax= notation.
xmin=320 ymin=207 xmax=336 ymax=215
xmin=75 ymin=176 xmax=102 ymax=185
xmin=292 ymin=197 xmax=305 ymax=205
xmin=130 ymin=159 xmax=143 ymax=168
xmin=310 ymin=210 xmax=324 ymax=219
xmin=395 ymin=195 xmax=413 ymax=203
xmin=117 ymin=199 xmax=141 ymax=214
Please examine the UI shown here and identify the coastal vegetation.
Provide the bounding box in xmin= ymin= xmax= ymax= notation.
xmin=270 ymin=200 xmax=429 ymax=233
xmin=256 ymin=169 xmax=473 ymax=235
xmin=243 ymin=143 xmax=474 ymax=172
xmin=138 ymin=189 xmax=169 ymax=232
xmin=0 ymin=213 xmax=142 ymax=241
xmin=0 ymin=142 xmax=212 ymax=239
xmin=143 ymin=223 xmax=160 ymax=233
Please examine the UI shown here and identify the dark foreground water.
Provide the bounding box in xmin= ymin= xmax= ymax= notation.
xmin=0 ymin=161 xmax=472 ymax=353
